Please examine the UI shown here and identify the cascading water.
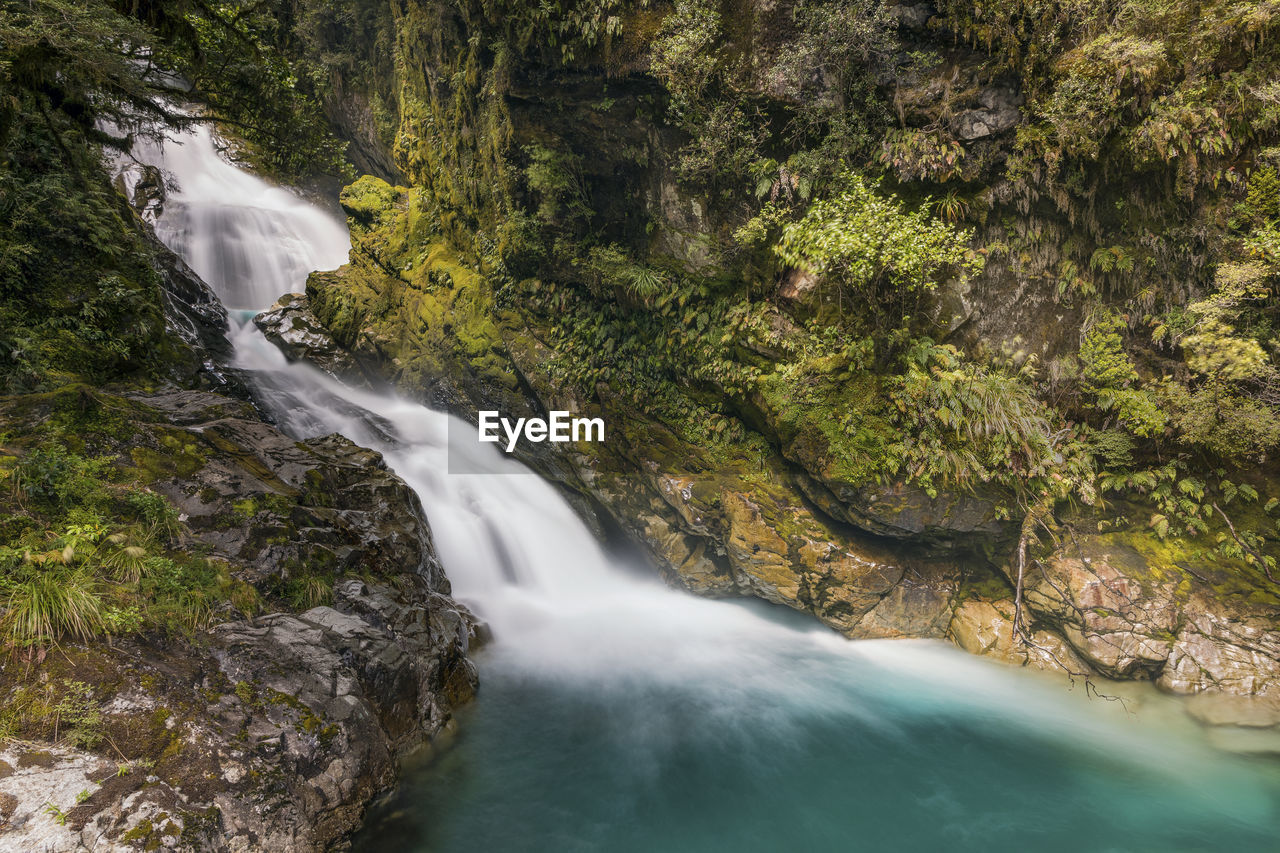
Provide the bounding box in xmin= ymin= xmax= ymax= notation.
xmin=129 ymin=125 xmax=1280 ymax=852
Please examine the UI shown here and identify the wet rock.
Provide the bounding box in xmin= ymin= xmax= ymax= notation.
xmin=207 ymin=579 xmax=477 ymax=849
xmin=640 ymin=468 xmax=915 ymax=634
xmin=949 ymin=598 xmax=1090 ymax=674
xmin=255 ymin=293 xmax=378 ymax=388
xmin=854 ymin=576 xmax=954 ymax=639
xmin=150 ymin=231 xmax=243 ymax=392
xmin=129 ymin=389 xmax=449 ymax=593
xmin=115 ymin=162 xmax=166 ymax=224
xmin=1185 ymin=693 xmax=1280 ymax=727
xmin=777 ymin=268 xmax=820 ymax=304
xmin=1015 ymin=535 xmax=1280 ymax=694
xmin=0 ymin=388 xmax=478 ymax=851
xmin=1159 ymin=614 xmax=1280 ymax=695
xmin=890 ymin=1 xmax=936 ymax=30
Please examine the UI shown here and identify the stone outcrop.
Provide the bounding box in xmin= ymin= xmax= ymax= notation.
xmin=0 ymin=389 xmax=478 ymax=851
xmin=1002 ymin=534 xmax=1280 ymax=696
xmin=255 ymin=293 xmax=380 ymax=389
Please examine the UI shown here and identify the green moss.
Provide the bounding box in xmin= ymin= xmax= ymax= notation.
xmin=340 ymin=175 xmax=404 ymax=231
xmin=120 ymin=818 xmax=155 ymax=845
xmin=130 ymin=434 xmax=206 ymax=482
xmin=310 ymin=184 xmax=523 ymax=407
xmin=957 ymin=573 xmax=1014 ymax=603
xmin=756 ymin=362 xmax=893 ymax=487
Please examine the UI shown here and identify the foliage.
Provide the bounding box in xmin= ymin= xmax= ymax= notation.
xmin=648 ymin=0 xmax=719 ymax=112
xmin=775 ymin=176 xmax=982 ymax=331
xmin=169 ymin=1 xmax=353 ymax=179
xmin=0 ymin=114 xmax=168 ymax=392
xmin=1078 ymin=313 xmax=1165 ymax=437
xmin=0 ymin=509 xmax=229 ymax=646
xmin=1 ymin=564 xmax=105 ymax=647
xmin=879 ymin=129 xmax=966 ymax=182
xmin=0 ymin=406 xmax=236 ymax=646
xmin=15 ymin=448 xmax=115 ymax=511
xmin=523 ymin=143 xmax=592 ymax=227
xmin=885 ymin=340 xmax=1095 ymax=504
xmin=1160 ymin=380 xmax=1280 ymax=460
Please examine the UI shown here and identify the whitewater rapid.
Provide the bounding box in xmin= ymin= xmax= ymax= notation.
xmin=122 ymin=122 xmax=1280 ymax=851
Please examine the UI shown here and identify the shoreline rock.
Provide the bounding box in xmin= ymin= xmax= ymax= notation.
xmin=0 ymin=388 xmax=479 ymax=851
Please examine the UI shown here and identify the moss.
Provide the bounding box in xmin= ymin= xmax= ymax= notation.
xmin=956 ymin=573 xmax=1014 ymax=603
xmin=756 ymin=364 xmax=893 ymax=487
xmin=1099 ymin=526 xmax=1280 ymax=607
xmin=265 ymin=688 xmax=338 ymax=746
xmin=340 ymin=175 xmax=404 ymax=231
xmin=120 ymin=818 xmax=155 ymax=845
xmin=129 ymin=432 xmax=206 ymax=482
xmin=310 ymin=185 xmax=524 ymax=409
xmin=231 ymin=498 xmax=258 ymax=519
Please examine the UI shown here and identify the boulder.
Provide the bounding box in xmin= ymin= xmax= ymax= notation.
xmin=255 ymin=293 xmax=377 ymax=388
xmin=1159 ymin=613 xmax=1280 ymax=695
xmin=950 ymin=85 xmax=1024 ymax=140
xmin=949 ymin=598 xmax=1090 ymax=674
xmin=1017 ymin=534 xmax=1280 ymax=695
xmin=1020 ymin=541 xmax=1181 ymax=678
xmin=797 ymin=474 xmax=1011 ymax=549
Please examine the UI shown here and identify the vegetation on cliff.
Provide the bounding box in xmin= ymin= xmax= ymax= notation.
xmin=276 ymin=0 xmax=1280 ymax=643
xmin=0 ymin=0 xmax=361 ymax=645
xmin=0 ymin=0 xmax=354 ymax=395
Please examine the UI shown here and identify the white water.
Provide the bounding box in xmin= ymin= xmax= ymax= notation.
xmin=121 ymin=123 xmax=349 ymax=310
xmin=126 ymin=124 xmax=1280 ymax=850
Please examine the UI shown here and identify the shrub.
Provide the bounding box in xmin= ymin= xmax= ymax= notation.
xmin=775 ymin=175 xmax=982 ymax=331
xmin=885 ymin=340 xmax=1093 ymax=502
xmin=1078 ymin=313 xmax=1166 ymax=437
xmin=125 ymin=490 xmax=181 ymax=541
xmin=14 ymin=448 xmax=113 ymax=511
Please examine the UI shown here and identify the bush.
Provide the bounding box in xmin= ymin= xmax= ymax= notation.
xmin=14 ymin=448 xmax=114 ymax=511
xmin=886 ymin=340 xmax=1093 ymax=502
xmin=125 ymin=490 xmax=180 ymax=541
xmin=775 ymin=175 xmax=982 ymax=331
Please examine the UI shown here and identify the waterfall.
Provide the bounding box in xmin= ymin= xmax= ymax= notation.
xmin=125 ymin=123 xmax=1280 ymax=852
xmin=121 ymin=123 xmax=349 ymax=310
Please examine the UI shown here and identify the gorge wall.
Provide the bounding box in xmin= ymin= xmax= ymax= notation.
xmin=266 ymin=0 xmax=1280 ymax=695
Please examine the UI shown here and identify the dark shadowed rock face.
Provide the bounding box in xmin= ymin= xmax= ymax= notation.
xmin=0 ymin=389 xmax=478 ymax=851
